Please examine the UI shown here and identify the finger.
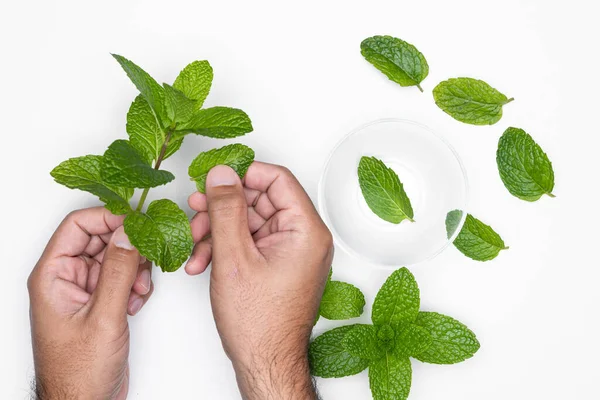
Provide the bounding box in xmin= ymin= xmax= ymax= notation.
xmin=244 ymin=189 xmax=277 ymax=221
xmin=127 ymin=281 xmax=154 ymax=316
xmin=82 ymin=235 xmax=107 ymax=257
xmin=42 ymin=207 xmax=125 ymax=260
xmin=205 ymin=165 xmax=257 ymax=265
xmin=88 ymin=226 xmax=140 ymax=319
xmin=185 ymin=239 xmax=212 ymax=275
xmin=188 ymin=192 xmax=208 ymax=212
xmin=132 ymin=260 xmax=152 ymax=296
xmin=244 ymin=162 xmax=317 ymax=215
xmin=191 ymin=212 xmax=211 ymax=242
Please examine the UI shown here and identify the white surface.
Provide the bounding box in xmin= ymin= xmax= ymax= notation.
xmin=1 ymin=0 xmax=599 ymax=398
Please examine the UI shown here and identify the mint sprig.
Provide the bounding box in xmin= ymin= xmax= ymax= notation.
xmin=51 ymin=55 xmax=253 ymax=272
xmin=309 ymin=267 xmax=480 ymax=400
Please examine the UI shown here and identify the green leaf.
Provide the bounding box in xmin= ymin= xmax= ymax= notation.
xmin=188 ymin=143 xmax=255 ymax=193
xmin=309 ymin=325 xmax=370 ymax=378
xmin=358 ymin=156 xmax=414 ymax=224
xmin=413 ymin=312 xmax=480 ymax=365
xmin=173 ymin=60 xmax=213 ymax=108
xmin=496 ymin=127 xmax=555 ymax=201
xmin=449 ymin=211 xmax=507 ymax=261
xmin=163 ymin=83 xmax=197 ymax=125
xmin=175 ymin=107 xmax=253 ymax=139
xmin=51 ymin=155 xmax=132 ymax=215
xmin=123 ymin=199 xmax=193 ymax=272
xmin=445 ymin=209 xmax=464 ymax=238
xmin=393 ymin=324 xmax=432 ymax=358
xmin=376 ymin=324 xmax=395 ymax=351
xmin=112 ymin=54 xmax=166 ymax=122
xmin=433 ymin=78 xmax=513 ymax=125
xmin=361 ymin=35 xmax=428 ymax=92
xmin=342 ymin=324 xmax=384 ymax=361
xmin=319 ymin=281 xmax=366 ymax=321
xmin=372 ymin=268 xmax=420 ymax=328
xmin=101 ymin=140 xmax=175 ymax=189
xmin=368 ymin=353 xmax=412 ymax=400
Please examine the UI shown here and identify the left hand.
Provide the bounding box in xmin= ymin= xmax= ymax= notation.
xmin=28 ymin=207 xmax=154 ymax=399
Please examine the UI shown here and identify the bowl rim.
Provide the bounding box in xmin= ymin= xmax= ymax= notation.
xmin=317 ymin=117 xmax=470 ymax=268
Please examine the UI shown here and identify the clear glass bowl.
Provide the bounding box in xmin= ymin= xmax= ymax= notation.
xmin=318 ymin=119 xmax=469 ymax=268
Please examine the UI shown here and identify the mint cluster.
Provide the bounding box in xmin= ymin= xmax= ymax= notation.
xmin=51 ymin=55 xmax=254 ymax=272
xmin=310 ymin=268 xmax=479 ymax=400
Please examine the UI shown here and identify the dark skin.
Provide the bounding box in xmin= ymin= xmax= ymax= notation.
xmin=29 ymin=162 xmax=333 ymax=399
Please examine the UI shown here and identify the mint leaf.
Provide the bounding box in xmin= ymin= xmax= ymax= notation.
xmin=372 ymin=267 xmax=420 ymax=328
xmin=127 ymin=95 xmax=164 ymax=164
xmin=497 ymin=127 xmax=555 ymax=201
xmin=101 ymin=140 xmax=175 ymax=189
xmin=319 ymin=281 xmax=366 ymax=321
xmin=163 ymin=83 xmax=196 ymax=125
xmin=433 ymin=78 xmax=513 ymax=125
xmin=393 ymin=324 xmax=432 ymax=358
xmin=368 ymin=353 xmax=412 ymax=400
xmin=449 ymin=211 xmax=507 ymax=261
xmin=376 ymin=324 xmax=395 ymax=351
xmin=173 ymin=60 xmax=213 ymax=108
xmin=358 ymin=156 xmax=414 ymax=224
xmin=445 ymin=209 xmax=463 ymax=238
xmin=112 ymin=54 xmax=166 ymax=123
xmin=309 ymin=325 xmax=369 ymax=378
xmin=175 ymin=107 xmax=253 ymax=139
xmin=188 ymin=143 xmax=255 ymax=193
xmin=413 ymin=312 xmax=480 ymax=365
xmin=124 ymin=199 xmax=193 ymax=272
xmin=51 ymin=155 xmax=132 ymax=215
xmin=361 ymin=36 xmax=428 ymax=92
xmin=342 ymin=324 xmax=384 ymax=361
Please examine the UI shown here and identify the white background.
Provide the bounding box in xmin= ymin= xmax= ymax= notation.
xmin=1 ymin=0 xmax=599 ymax=398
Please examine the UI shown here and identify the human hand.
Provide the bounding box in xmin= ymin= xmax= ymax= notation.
xmin=187 ymin=162 xmax=334 ymax=399
xmin=28 ymin=207 xmax=154 ymax=399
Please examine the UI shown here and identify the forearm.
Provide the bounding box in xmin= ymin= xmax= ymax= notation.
xmin=234 ymin=353 xmax=318 ymax=400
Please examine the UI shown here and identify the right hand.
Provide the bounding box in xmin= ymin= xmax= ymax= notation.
xmin=187 ymin=162 xmax=334 ymax=399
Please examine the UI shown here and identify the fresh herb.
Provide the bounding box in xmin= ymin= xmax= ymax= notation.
xmin=497 ymin=127 xmax=555 ymax=201
xmin=51 ymin=54 xmax=253 ymax=272
xmin=189 ymin=144 xmax=255 ymax=193
xmin=309 ymin=267 xmax=479 ymax=400
xmin=358 ymin=156 xmax=414 ymax=224
xmin=361 ymin=35 xmax=429 ymax=92
xmin=433 ymin=77 xmax=513 ymax=125
xmin=446 ymin=210 xmax=508 ymax=261
xmin=315 ymin=268 xmax=366 ymax=324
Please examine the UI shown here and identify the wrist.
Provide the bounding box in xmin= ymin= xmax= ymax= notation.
xmin=233 ymin=350 xmax=317 ymax=400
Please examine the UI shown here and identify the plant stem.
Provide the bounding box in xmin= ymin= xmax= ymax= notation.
xmin=135 ymin=131 xmax=173 ymax=212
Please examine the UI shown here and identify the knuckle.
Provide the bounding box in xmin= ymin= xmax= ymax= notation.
xmin=63 ymin=208 xmax=83 ymax=224
xmin=210 ymin=193 xmax=247 ymax=216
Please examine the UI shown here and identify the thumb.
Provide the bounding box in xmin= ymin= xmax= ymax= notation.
xmin=206 ymin=165 xmax=255 ymax=265
xmin=89 ymin=226 xmax=140 ymax=320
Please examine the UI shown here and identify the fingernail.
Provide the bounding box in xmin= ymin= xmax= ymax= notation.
xmin=130 ymin=297 xmax=143 ymax=315
xmin=113 ymin=226 xmax=134 ymax=250
xmin=139 ymin=269 xmax=151 ymax=294
xmin=207 ymin=165 xmax=238 ymax=187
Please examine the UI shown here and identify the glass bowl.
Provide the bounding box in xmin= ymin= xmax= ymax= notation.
xmin=318 ymin=119 xmax=468 ymax=268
